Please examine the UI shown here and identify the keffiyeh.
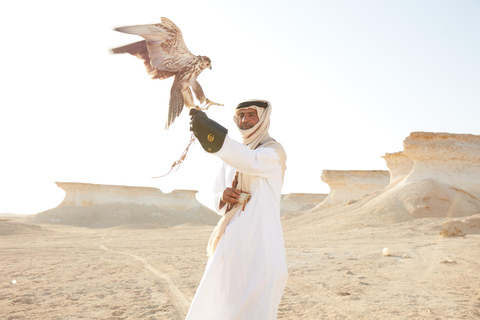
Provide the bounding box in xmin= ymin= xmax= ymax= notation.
xmin=233 ymin=100 xmax=272 ymax=150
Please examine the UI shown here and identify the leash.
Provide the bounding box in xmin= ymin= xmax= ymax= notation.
xmin=152 ymin=133 xmax=196 ymax=178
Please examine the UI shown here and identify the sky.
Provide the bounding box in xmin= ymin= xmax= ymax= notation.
xmin=1 ymin=0 xmax=479 ymax=214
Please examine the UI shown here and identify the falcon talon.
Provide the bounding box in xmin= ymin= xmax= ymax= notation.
xmin=205 ymin=99 xmax=224 ymax=107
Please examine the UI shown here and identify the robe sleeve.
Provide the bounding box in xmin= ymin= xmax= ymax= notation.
xmin=213 ymin=136 xmax=283 ymax=179
xmin=212 ymin=162 xmax=228 ymax=215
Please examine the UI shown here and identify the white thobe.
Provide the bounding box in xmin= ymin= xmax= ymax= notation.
xmin=185 ymin=136 xmax=288 ymax=320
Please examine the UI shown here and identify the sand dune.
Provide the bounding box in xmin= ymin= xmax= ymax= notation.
xmin=0 ymin=219 xmax=44 ymax=236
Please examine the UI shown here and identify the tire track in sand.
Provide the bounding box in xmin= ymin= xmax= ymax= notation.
xmin=99 ymin=244 xmax=190 ymax=314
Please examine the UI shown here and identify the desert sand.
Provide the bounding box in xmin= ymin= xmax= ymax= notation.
xmin=1 ymin=211 xmax=479 ymax=320
xmin=1 ymin=131 xmax=480 ymax=319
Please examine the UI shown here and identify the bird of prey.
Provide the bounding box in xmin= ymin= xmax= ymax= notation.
xmin=111 ymin=17 xmax=221 ymax=129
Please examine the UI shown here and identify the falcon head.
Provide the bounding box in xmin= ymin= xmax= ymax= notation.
xmin=198 ymin=56 xmax=212 ymax=70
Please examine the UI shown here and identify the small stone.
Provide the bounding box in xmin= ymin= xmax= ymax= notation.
xmin=439 ymin=258 xmax=457 ymax=264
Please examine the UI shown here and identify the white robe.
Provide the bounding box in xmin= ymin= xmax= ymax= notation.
xmin=185 ymin=136 xmax=288 ymax=320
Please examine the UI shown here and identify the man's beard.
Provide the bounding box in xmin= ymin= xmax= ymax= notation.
xmin=241 ymin=123 xmax=254 ymax=130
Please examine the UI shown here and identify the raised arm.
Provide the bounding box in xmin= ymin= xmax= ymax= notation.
xmin=214 ymin=136 xmax=283 ymax=178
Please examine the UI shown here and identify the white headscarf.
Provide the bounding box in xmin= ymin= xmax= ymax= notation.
xmin=233 ymin=99 xmax=273 ymax=150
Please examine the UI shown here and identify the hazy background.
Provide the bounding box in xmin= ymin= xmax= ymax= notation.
xmin=1 ymin=0 xmax=479 ymax=214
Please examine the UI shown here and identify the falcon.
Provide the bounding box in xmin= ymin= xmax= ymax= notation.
xmin=111 ymin=17 xmax=221 ymax=129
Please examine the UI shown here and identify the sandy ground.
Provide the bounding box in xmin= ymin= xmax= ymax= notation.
xmin=1 ymin=214 xmax=479 ymax=320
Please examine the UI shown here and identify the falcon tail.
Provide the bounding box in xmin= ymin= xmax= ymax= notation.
xmin=111 ymin=40 xmax=146 ymax=55
xmin=166 ymin=84 xmax=185 ymax=129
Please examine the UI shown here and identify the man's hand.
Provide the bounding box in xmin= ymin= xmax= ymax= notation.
xmin=219 ymin=188 xmax=241 ymax=209
xmin=223 ymin=188 xmax=241 ymax=204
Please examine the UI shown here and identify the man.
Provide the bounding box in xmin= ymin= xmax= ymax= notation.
xmin=186 ymin=100 xmax=288 ymax=320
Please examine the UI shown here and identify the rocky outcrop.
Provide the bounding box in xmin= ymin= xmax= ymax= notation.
xmin=28 ymin=182 xmax=220 ymax=228
xmin=319 ymin=170 xmax=390 ymax=208
xmin=381 ymin=151 xmax=414 ymax=184
xmin=382 ymin=132 xmax=480 ymax=220
xmin=56 ymin=182 xmax=199 ymax=210
xmin=403 ymin=132 xmax=480 ymax=199
xmin=301 ymin=132 xmax=480 ymax=229
xmin=280 ymin=193 xmax=327 ymax=217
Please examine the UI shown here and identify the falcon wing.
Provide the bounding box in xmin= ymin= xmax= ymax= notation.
xmin=111 ymin=40 xmax=176 ymax=80
xmin=156 ymin=17 xmax=193 ymax=57
xmin=113 ymin=17 xmax=196 ymax=71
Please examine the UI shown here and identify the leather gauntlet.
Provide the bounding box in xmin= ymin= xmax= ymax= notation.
xmin=189 ymin=109 xmax=228 ymax=153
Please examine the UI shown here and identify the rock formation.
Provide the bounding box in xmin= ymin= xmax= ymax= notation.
xmin=296 ymin=132 xmax=480 ymax=232
xmin=381 ymin=151 xmax=414 ymax=184
xmin=28 ymin=182 xmax=220 ymax=228
xmin=20 ymin=132 xmax=480 ymax=231
xmin=55 ymin=182 xmax=200 ymax=210
xmin=319 ymin=170 xmax=390 ymax=208
xmin=280 ymin=193 xmax=327 ymax=217
xmin=403 ymin=132 xmax=480 ymax=199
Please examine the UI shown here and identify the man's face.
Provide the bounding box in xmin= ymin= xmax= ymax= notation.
xmin=238 ymin=108 xmax=259 ymax=130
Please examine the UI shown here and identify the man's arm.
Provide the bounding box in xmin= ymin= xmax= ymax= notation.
xmin=215 ymin=137 xmax=283 ymax=179
xmin=190 ymin=109 xmax=285 ymax=178
xmin=190 ymin=109 xmax=284 ymax=178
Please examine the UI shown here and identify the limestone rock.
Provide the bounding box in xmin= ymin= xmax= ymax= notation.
xmin=319 ymin=170 xmax=390 ymax=208
xmin=280 ymin=193 xmax=328 ymax=217
xmin=270 ymin=132 xmax=480 ymax=231
xmin=403 ymin=132 xmax=480 ymax=199
xmin=27 ymin=182 xmax=219 ymax=228
xmin=381 ymin=151 xmax=414 ymax=184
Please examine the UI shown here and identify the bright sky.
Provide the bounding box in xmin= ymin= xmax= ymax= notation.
xmin=1 ymin=0 xmax=479 ymax=214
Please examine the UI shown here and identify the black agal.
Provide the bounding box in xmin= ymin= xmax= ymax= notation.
xmin=236 ymin=100 xmax=268 ymax=109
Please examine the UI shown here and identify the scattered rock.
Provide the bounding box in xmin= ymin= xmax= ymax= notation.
xmin=382 ymin=248 xmax=392 ymax=256
xmin=440 ymin=214 xmax=480 ymax=236
xmin=439 ymin=227 xmax=466 ymax=237
xmin=439 ymin=258 xmax=457 ymax=264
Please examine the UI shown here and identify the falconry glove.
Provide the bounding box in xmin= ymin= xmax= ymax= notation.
xmin=190 ymin=109 xmax=228 ymax=153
